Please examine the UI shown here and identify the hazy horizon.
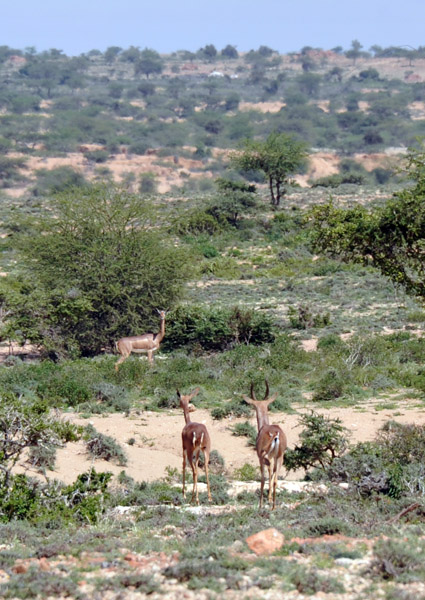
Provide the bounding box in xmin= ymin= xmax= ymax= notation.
xmin=2 ymin=0 xmax=425 ymax=57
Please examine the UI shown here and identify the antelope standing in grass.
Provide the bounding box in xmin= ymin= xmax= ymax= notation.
xmin=243 ymin=381 xmax=287 ymax=510
xmin=114 ymin=310 xmax=166 ymax=372
xmin=177 ymin=387 xmax=212 ymax=504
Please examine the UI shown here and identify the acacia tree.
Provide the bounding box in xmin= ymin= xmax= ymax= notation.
xmin=230 ymin=132 xmax=308 ymax=207
xmin=134 ymin=48 xmax=163 ymax=78
xmin=1 ymin=184 xmax=190 ymax=357
xmin=309 ymin=145 xmax=425 ymax=299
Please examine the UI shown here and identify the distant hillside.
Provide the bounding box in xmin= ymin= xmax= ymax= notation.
xmin=1 ymin=44 xmax=423 ymax=197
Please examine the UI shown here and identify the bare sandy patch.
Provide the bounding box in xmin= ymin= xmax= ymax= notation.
xmin=239 ymin=101 xmax=285 ymax=113
xmin=14 ymin=399 xmax=425 ymax=486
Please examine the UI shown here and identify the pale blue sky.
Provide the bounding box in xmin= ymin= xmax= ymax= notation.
xmin=3 ymin=0 xmax=425 ymax=56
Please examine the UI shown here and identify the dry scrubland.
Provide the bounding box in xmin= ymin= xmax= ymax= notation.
xmin=3 ymin=47 xmax=425 ymax=599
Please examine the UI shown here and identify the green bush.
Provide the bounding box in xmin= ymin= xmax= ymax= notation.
xmin=371 ymin=537 xmax=425 ymax=581
xmin=85 ymin=149 xmax=110 ymax=163
xmin=32 ymin=166 xmax=86 ymax=196
xmin=233 ymin=463 xmax=259 ymax=481
xmin=325 ymin=422 xmax=425 ymax=498
xmin=164 ymin=305 xmax=275 ymax=351
xmin=312 ymin=367 xmax=347 ymax=402
xmin=285 ymin=412 xmax=348 ymax=473
xmin=230 ymin=421 xmax=257 ymax=446
xmin=0 ymin=474 xmax=41 ymax=522
xmin=173 ymin=210 xmax=222 ymax=236
xmin=288 ymin=304 xmax=331 ymax=329
xmin=84 ymin=425 xmax=128 ymax=465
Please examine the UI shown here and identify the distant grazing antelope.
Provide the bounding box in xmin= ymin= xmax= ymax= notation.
xmin=114 ymin=310 xmax=166 ymax=372
xmin=177 ymin=387 xmax=212 ymax=504
xmin=243 ymin=381 xmax=287 ymax=510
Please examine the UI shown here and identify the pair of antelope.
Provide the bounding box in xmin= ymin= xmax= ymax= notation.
xmin=177 ymin=382 xmax=287 ymax=510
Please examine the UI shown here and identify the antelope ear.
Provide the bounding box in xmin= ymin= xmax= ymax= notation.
xmin=266 ymin=393 xmax=278 ymax=405
xmin=242 ymin=395 xmax=255 ymax=405
xmin=190 ymin=387 xmax=200 ymax=398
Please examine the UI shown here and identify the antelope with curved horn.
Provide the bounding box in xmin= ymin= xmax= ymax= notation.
xmin=115 ymin=310 xmax=166 ymax=372
xmin=177 ymin=387 xmax=212 ymax=504
xmin=243 ymin=380 xmax=287 ymax=510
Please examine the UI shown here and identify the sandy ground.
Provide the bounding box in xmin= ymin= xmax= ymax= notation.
xmin=20 ymin=398 xmax=425 ymax=485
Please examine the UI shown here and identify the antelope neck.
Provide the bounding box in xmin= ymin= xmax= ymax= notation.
xmin=254 ymin=406 xmax=270 ymax=431
xmin=182 ymin=405 xmax=192 ymax=425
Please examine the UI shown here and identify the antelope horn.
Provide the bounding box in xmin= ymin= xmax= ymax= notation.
xmin=250 ymin=382 xmax=257 ymax=401
xmin=264 ymin=379 xmax=270 ymax=400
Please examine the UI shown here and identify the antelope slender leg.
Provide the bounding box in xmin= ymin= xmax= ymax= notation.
xmin=191 ymin=451 xmax=200 ymax=504
xmin=259 ymin=463 xmax=265 ymax=508
xmin=147 ymin=350 xmax=153 ymax=365
xmin=272 ymin=455 xmax=283 ymax=510
xmin=182 ymin=450 xmax=187 ymax=499
xmin=268 ymin=462 xmax=273 ymax=504
xmin=114 ymin=355 xmax=127 ymax=372
xmin=204 ymin=450 xmax=212 ymax=502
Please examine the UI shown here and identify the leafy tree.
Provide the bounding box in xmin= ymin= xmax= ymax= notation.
xmin=139 ymin=172 xmax=157 ymax=194
xmin=0 ymin=45 xmax=22 ymax=64
xmin=300 ymin=55 xmax=315 ymax=72
xmin=325 ymin=66 xmax=343 ymax=82
xmin=104 ymin=46 xmax=122 ymax=63
xmin=224 ymin=92 xmax=240 ymax=112
xmin=134 ymin=48 xmax=163 ymax=78
xmin=198 ymin=44 xmax=217 ymax=61
xmin=257 ymin=45 xmax=276 ymax=57
xmin=0 ymin=156 xmax=28 ymax=187
xmin=221 ymin=44 xmax=238 ymax=59
xmin=1 ymin=184 xmax=190 ymax=356
xmin=32 ymin=166 xmax=86 ymax=196
xmin=19 ymin=59 xmax=62 ymax=98
xmin=230 ymin=132 xmax=308 ymax=207
xmin=207 ymin=178 xmax=258 ymax=227
xmin=309 ymin=144 xmax=425 ymax=299
xmin=296 ymin=72 xmax=322 ymax=97
xmin=137 ymin=81 xmax=156 ymax=98
xmin=345 ymin=39 xmax=368 ymax=64
xmin=120 ymin=46 xmax=141 ymax=63
xmin=108 ymin=82 xmax=124 ymax=99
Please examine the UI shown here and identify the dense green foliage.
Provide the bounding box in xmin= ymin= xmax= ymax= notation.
xmin=309 ymin=145 xmax=425 ymax=300
xmin=1 ymin=184 xmax=190 ymax=356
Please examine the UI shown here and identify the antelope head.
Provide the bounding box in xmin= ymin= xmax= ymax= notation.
xmin=177 ymin=387 xmax=200 ymax=412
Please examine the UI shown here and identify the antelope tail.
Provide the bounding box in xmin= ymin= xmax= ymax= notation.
xmin=271 ymin=434 xmax=280 ymax=452
xmin=192 ymin=431 xmax=204 ymax=446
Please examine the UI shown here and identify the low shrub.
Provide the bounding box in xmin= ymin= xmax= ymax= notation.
xmin=84 ymin=425 xmax=127 ymax=466
xmin=285 ymin=412 xmax=348 ymax=473
xmin=233 ymin=463 xmax=259 ymax=481
xmin=371 ymin=537 xmax=425 ymax=581
xmin=230 ymin=421 xmax=257 ymax=446
xmin=164 ymin=305 xmax=275 ymax=352
xmin=288 ymin=304 xmax=331 ymax=329
xmin=290 ymin=565 xmax=345 ymax=594
xmin=312 ymin=367 xmax=348 ymax=402
xmin=173 ymin=210 xmax=221 ymax=236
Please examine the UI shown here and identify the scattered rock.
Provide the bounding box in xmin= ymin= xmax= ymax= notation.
xmin=12 ymin=561 xmax=28 ymax=574
xmin=246 ymin=528 xmax=284 ymax=555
